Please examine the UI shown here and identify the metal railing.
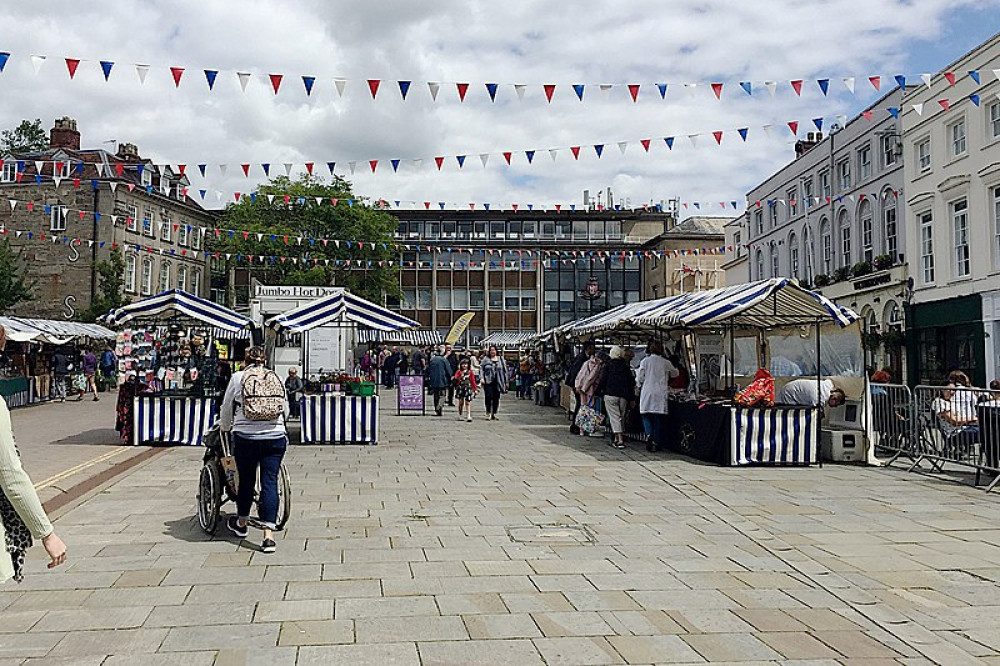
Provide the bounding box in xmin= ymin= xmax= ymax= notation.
xmin=874 ymin=383 xmax=1000 ymax=491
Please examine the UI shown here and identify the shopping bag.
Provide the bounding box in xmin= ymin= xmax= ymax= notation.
xmin=733 ymin=368 xmax=775 ymax=407
xmin=574 ymin=398 xmax=606 ymax=435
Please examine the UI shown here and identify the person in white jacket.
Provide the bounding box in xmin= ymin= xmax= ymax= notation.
xmin=635 ymin=339 xmax=678 ymax=453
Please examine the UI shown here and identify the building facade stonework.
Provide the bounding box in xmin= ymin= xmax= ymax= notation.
xmin=641 ymin=216 xmax=728 ymax=300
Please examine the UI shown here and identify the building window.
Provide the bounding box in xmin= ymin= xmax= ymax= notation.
xmin=820 ymin=219 xmax=833 ymax=274
xmin=470 ymin=289 xmax=484 ymax=309
xmin=158 ymin=261 xmax=170 ymax=293
xmin=0 ymin=162 xmax=15 ymax=183
xmin=860 ymin=200 xmax=874 ymax=263
xmin=858 ymin=144 xmax=872 ymax=181
xmin=994 ymin=186 xmax=1000 ymax=268
xmin=787 ymin=188 xmax=797 ymax=216
xmin=768 ymin=201 xmax=778 ymax=228
xmin=755 ymin=250 xmax=764 ymax=280
xmin=142 ymin=206 xmax=155 ymax=237
xmin=917 ymin=138 xmax=931 ymax=172
xmin=884 ymin=199 xmax=898 ymax=262
xmin=990 ymin=101 xmax=1000 ymax=141
xmin=141 ymin=258 xmax=153 ymax=295
xmin=770 ymin=245 xmax=779 ymax=278
xmin=417 ymin=289 xmax=432 ymax=310
xmin=160 ymin=212 xmax=172 ymax=243
xmin=952 ymin=198 xmax=970 ymax=277
xmin=49 ymin=205 xmax=67 ymax=232
xmin=754 ymin=210 xmax=763 ymax=235
xmin=734 ymin=230 xmax=743 ymax=257
xmin=802 ymin=176 xmax=814 ymax=204
xmin=837 ymin=159 xmax=850 ymax=191
xmin=125 ymin=203 xmax=138 ymax=233
xmin=880 ymin=133 xmax=898 ymax=167
xmin=488 ymin=290 xmax=503 ymax=309
xmin=950 ymin=119 xmax=967 ymax=157
xmin=920 ymin=211 xmax=935 ymax=284
xmin=191 ymin=227 xmax=201 ymax=251
xmin=177 ymin=222 xmax=190 ymax=247
xmin=839 ymin=211 xmax=851 ymax=267
xmin=125 ymin=255 xmax=137 ymax=293
xmin=140 ymin=168 xmax=152 ymax=187
xmin=177 ymin=265 xmax=188 ymax=292
xmin=788 ymin=233 xmax=799 ymax=279
xmin=819 ymin=170 xmax=831 ymax=198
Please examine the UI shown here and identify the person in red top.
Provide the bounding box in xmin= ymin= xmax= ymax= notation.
xmin=453 ymin=358 xmax=479 ymax=422
xmin=668 ymin=354 xmax=689 ymax=391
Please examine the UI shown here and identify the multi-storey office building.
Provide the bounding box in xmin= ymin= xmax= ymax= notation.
xmin=738 ymin=88 xmax=909 ymax=379
xmin=902 ymin=33 xmax=1000 ymax=386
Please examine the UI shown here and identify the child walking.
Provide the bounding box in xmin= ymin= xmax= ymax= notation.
xmin=453 ymin=359 xmax=478 ymax=422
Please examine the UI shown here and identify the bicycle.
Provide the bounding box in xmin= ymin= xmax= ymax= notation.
xmin=197 ymin=424 xmax=291 ymax=535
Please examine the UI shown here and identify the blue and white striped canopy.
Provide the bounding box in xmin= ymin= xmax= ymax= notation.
xmin=265 ymin=289 xmax=419 ymax=333
xmin=571 ymin=279 xmax=858 ymax=336
xmin=100 ymin=289 xmax=253 ymax=333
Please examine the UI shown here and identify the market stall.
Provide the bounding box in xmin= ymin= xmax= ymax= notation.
xmin=101 ymin=290 xmax=255 ymax=446
xmin=265 ymin=289 xmax=418 ymax=445
xmin=547 ymin=279 xmax=860 ymax=466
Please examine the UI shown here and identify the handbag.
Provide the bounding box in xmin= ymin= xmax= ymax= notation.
xmin=574 ymin=397 xmax=606 ymax=435
xmin=0 ymin=447 xmax=33 ymax=583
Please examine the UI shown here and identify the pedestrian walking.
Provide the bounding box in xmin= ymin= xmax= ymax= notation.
xmin=470 ymin=350 xmax=482 ymax=386
xmin=636 ymin=339 xmax=678 ymax=452
xmin=453 ymin=358 xmax=478 ymax=422
xmin=382 ymin=347 xmax=399 ymax=389
xmin=284 ymin=368 xmax=303 ymax=420
xmin=565 ymin=341 xmax=595 ymax=434
xmin=0 ymin=324 xmax=68 ymax=583
xmin=597 ymin=346 xmax=636 ymax=449
xmin=411 ymin=347 xmax=427 ymax=375
xmin=220 ymin=346 xmax=289 ymax=554
xmin=79 ymin=348 xmax=100 ymax=402
xmin=426 ymin=347 xmax=452 ymax=416
xmin=99 ymin=343 xmax=118 ymax=388
xmin=480 ymin=345 xmax=509 ymax=420
xmin=518 ymin=354 xmax=533 ymax=399
xmin=444 ymin=346 xmax=459 ymax=405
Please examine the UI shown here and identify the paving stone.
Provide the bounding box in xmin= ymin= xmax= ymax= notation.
xmin=298 ymin=642 xmax=421 ymax=666
xmin=49 ymin=628 xmax=169 ymax=657
xmin=0 ymin=631 xmax=64 ymax=658
xmin=671 ymin=609 xmax=756 ymax=633
xmin=213 ymin=647 xmax=298 ymax=666
xmin=284 ymin=579 xmax=381 ymax=600
xmin=158 ymin=623 xmax=280 ymax=652
xmin=464 ymin=560 xmax=534 ymax=576
xmin=734 ymin=608 xmax=810 ymax=632
xmin=335 ymin=595 xmax=439 ymax=619
xmin=263 ymin=564 xmax=323 ymax=582
xmin=564 ymin=590 xmax=643 ymax=612
xmin=607 ymin=634 xmax=706 ymax=663
xmin=464 ymin=613 xmax=543 ymax=639
xmin=602 ymin=610 xmax=686 ymax=635
xmin=420 ymin=639 xmax=545 ymax=666
xmin=161 ymin=565 xmax=265 ymax=585
xmin=254 ymin=599 xmax=334 ymax=622
xmin=501 ymin=592 xmax=575 ymax=612
xmin=812 ymin=630 xmax=903 ymax=658
xmin=277 ymin=619 xmax=354 ymax=646
xmin=0 ymin=610 xmax=45 ymax=633
xmin=82 ymin=585 xmax=190 ymax=607
xmin=114 ymin=569 xmax=168 ymax=587
xmin=757 ymin=631 xmax=845 ymax=659
xmin=356 ymin=614 xmax=468 ymax=643
xmin=533 ymin=637 xmax=623 ymax=666
xmin=101 ymin=654 xmax=216 ymax=666
xmin=184 ymin=582 xmax=285 ymax=605
xmin=32 ymin=605 xmax=153 ymax=632
xmin=533 ymin=610 xmax=617 ymax=637
xmin=681 ymin=632 xmax=783 ymax=662
xmin=145 ymin=602 xmax=256 ymax=627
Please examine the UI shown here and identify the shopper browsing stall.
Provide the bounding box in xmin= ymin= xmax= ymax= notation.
xmin=480 ymin=345 xmax=508 ymax=420
xmin=636 ymin=340 xmax=678 ymax=452
xmin=597 ymin=346 xmax=636 ymax=449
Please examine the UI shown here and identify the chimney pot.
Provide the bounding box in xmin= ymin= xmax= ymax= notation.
xmin=49 ymin=117 xmax=81 ymax=150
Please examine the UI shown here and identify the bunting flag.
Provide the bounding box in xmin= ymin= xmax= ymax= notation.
xmin=627 ymin=84 xmax=640 ymax=102
xmin=869 ymin=75 xmax=881 ymax=91
xmin=657 ymin=83 xmax=668 ymax=99
xmin=170 ymin=67 xmax=184 ymax=87
xmin=894 ymin=74 xmax=905 ymax=89
xmin=269 ymin=74 xmax=283 ymax=94
xmin=302 ymin=76 xmax=315 ymax=96
xmin=944 ymin=71 xmax=956 ymax=86
xmin=237 ymin=71 xmax=251 ymax=92
xmin=739 ymin=81 xmax=752 ymax=96
xmin=367 ymin=79 xmax=380 ymax=99
xmin=456 ymin=82 xmax=470 ymax=101
xmin=573 ymin=84 xmax=585 ymax=101
xmin=921 ymin=73 xmax=932 ymax=88
xmin=30 ymin=55 xmax=46 ymax=74
xmin=790 ymin=79 xmax=803 ymax=96
xmin=428 ymin=81 xmax=440 ymax=100
xmin=334 ymin=78 xmax=347 ymax=97
xmin=486 ymin=82 xmax=498 ymax=101
xmin=100 ymin=60 xmax=114 ymax=81
xmin=204 ymin=69 xmax=218 ymax=90
xmin=543 ymin=84 xmax=556 ymax=102
xmin=398 ymin=80 xmax=411 ymax=99
xmin=817 ymin=79 xmax=829 ymax=96
xmin=65 ymin=58 xmax=80 ymax=79
xmin=711 ymin=82 xmax=723 ymax=99
xmin=842 ymin=77 xmax=855 ymax=94
xmin=0 ymin=52 xmax=9 ymax=73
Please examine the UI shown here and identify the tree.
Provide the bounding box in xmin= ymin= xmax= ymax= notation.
xmin=208 ymin=175 xmax=400 ymax=303
xmin=1 ymin=119 xmax=47 ymax=155
xmin=0 ymin=238 xmax=34 ymax=312
xmin=79 ymin=250 xmax=129 ymax=322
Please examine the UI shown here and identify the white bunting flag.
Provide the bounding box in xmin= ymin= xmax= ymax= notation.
xmin=256 ymin=233 xmax=263 ymax=242
xmin=237 ymin=72 xmax=251 ymax=92
xmin=266 ymin=194 xmax=275 ymax=204
xmin=617 ymin=141 xmax=628 ymax=155
xmin=348 ymin=161 xmax=356 ymax=174
xmin=314 ymin=197 xmax=322 ymax=206
xmin=94 ymin=163 xmax=104 ymax=177
xmin=427 ymin=82 xmax=440 ymax=100
xmin=30 ymin=55 xmax=46 ymax=74
xmin=412 ymin=159 xmax=423 ymax=170
xmin=549 ymin=149 xmax=558 ymax=162
xmin=762 ymin=124 xmax=775 ymax=139
xmin=334 ymin=78 xmax=347 ymax=97
xmin=7 ymin=200 xmax=14 ymax=212
xmin=684 ymin=83 xmax=697 ymax=98
xmin=283 ymin=163 xmax=293 ymax=177
xmin=599 ymin=84 xmax=613 ymax=98
xmin=110 ymin=215 xmax=118 ymax=225
xmin=54 ymin=176 xmax=62 ymax=188
xmin=688 ymin=134 xmax=699 ymax=148
xmin=219 ymin=164 xmax=227 ymax=177
xmin=912 ymin=103 xmax=924 ymax=116
xmin=764 ymin=81 xmax=777 ymax=97
xmin=135 ymin=64 xmax=150 ymax=84
xmin=88 ymin=240 xmax=93 ymax=247
xmin=842 ymin=77 xmax=855 ymax=94
xmin=479 ymin=153 xmax=489 ymax=167
xmin=920 ymin=73 xmax=932 ymax=88
xmin=34 ymin=161 xmax=43 ymax=173
xmin=836 ymin=114 xmax=848 ymax=128
xmin=215 ymin=190 xmax=222 ymax=201
xmin=993 ymin=68 xmax=1000 ymax=82
xmin=514 ymin=84 xmax=526 ymax=100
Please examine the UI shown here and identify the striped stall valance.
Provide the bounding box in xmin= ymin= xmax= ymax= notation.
xmin=480 ymin=331 xmax=537 ymax=349
xmin=266 ymin=289 xmax=418 ymax=334
xmin=357 ymin=329 xmax=442 ymax=346
xmin=102 ymin=290 xmax=253 ymax=334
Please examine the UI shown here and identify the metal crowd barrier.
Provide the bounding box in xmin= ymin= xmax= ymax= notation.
xmin=874 ymin=383 xmax=1000 ymax=491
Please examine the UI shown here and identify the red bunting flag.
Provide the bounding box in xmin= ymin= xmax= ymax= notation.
xmin=570 ymin=146 xmax=581 ymax=160
xmin=305 ymin=162 xmax=314 ymax=175
xmin=456 ymin=82 xmax=469 ymax=101
xmin=469 ymin=203 xmax=475 ymax=210
xmin=555 ymin=204 xmax=562 ymax=212
xmin=268 ymin=74 xmax=283 ymax=94
xmin=177 ymin=164 xmax=186 ymax=176
xmin=503 ymin=152 xmax=512 ymax=165
xmin=512 ymin=204 xmax=518 ymax=212
xmin=424 ymin=201 xmax=431 ymax=210
xmin=283 ymin=195 xmax=291 ymax=205
xmin=790 ymin=79 xmax=803 ymax=96
xmin=869 ymin=75 xmax=881 ymax=91
xmin=862 ymin=110 xmax=873 ymax=121
xmin=369 ymin=160 xmax=378 ymax=173
xmin=713 ymin=130 xmax=723 ymax=145
xmin=234 ymin=192 xmax=241 ymax=201
xmin=627 ymin=84 xmax=640 ymax=102
xmin=241 ymin=164 xmax=250 ymax=177
xmin=170 ymin=67 xmax=184 ymax=87
xmin=938 ymin=98 xmax=950 ymax=111
xmin=711 ymin=82 xmax=723 ymax=99
xmin=543 ymin=84 xmax=556 ymax=102
xmin=330 ymin=198 xmax=338 ymax=206
xmin=78 ymin=210 xmax=86 ymax=221
xmin=944 ymin=71 xmax=956 ymax=86
xmin=115 ymin=163 xmax=124 ymax=176
xmin=640 ymin=139 xmax=651 ymax=152
xmin=367 ymin=79 xmax=381 ymax=99
xmin=65 ymin=58 xmax=80 ymax=79
xmin=787 ymin=121 xmax=799 ymax=135
xmin=434 ymin=156 xmax=445 ymax=170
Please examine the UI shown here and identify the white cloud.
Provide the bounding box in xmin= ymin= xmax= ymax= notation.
xmin=0 ymin=0 xmax=995 ymax=214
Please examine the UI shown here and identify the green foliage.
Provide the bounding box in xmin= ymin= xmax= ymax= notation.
xmin=208 ymin=175 xmax=399 ymax=302
xmin=79 ymin=250 xmax=130 ymax=322
xmin=0 ymin=238 xmax=34 ymax=312
xmin=851 ymin=260 xmax=873 ymax=277
xmin=1 ymin=119 xmax=47 ymax=154
xmin=813 ymin=273 xmax=831 ymax=287
xmin=873 ymin=254 xmax=894 ymax=271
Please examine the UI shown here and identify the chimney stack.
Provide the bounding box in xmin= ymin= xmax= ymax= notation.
xmin=49 ymin=117 xmax=81 ymax=150
xmin=116 ymin=142 xmax=140 ymax=162
xmin=794 ymin=132 xmax=823 ymax=159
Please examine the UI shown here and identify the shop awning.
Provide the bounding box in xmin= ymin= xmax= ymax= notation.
xmin=0 ymin=317 xmax=116 ymax=344
xmin=480 ymin=331 xmax=537 ymax=349
xmin=265 ymin=289 xmax=418 ymax=334
xmin=100 ymin=290 xmax=253 ymax=333
xmin=357 ymin=329 xmax=443 ymax=346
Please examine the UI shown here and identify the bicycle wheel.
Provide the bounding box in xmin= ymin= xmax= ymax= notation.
xmin=275 ymin=464 xmax=292 ymax=531
xmin=197 ymin=462 xmax=223 ymax=535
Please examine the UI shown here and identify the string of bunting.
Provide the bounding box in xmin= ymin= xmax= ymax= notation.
xmin=1 ymin=49 xmax=997 ymax=103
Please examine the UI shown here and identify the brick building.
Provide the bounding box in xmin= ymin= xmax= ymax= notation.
xmin=0 ymin=118 xmax=214 ymax=319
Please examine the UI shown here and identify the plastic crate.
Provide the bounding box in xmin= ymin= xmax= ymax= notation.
xmin=350 ymin=382 xmax=377 ymax=397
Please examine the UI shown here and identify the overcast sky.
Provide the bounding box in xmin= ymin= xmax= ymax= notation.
xmin=1 ymin=1 xmax=998 ymax=215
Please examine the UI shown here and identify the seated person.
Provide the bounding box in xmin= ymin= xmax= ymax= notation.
xmin=777 ymin=377 xmax=846 ymax=407
xmin=932 ymin=385 xmax=979 ymax=449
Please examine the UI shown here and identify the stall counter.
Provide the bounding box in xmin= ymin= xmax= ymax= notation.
xmin=132 ymin=395 xmax=217 ymax=446
xmin=0 ymin=376 xmax=35 ymax=409
xmin=300 ymin=394 xmax=379 ymax=444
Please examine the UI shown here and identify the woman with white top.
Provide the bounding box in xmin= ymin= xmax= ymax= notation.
xmin=635 ymin=339 xmax=678 ymax=453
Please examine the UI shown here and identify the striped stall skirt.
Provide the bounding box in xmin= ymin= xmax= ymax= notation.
xmin=300 ymin=395 xmax=379 ymax=444
xmin=732 ymin=406 xmax=819 ymax=465
xmin=133 ymin=396 xmax=218 ymax=446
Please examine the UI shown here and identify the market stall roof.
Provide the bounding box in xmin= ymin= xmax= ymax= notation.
xmin=480 ymin=331 xmax=537 ymax=349
xmin=571 ymin=279 xmax=859 ymax=337
xmin=357 ymin=329 xmax=443 ymax=346
xmin=0 ymin=317 xmax=117 ymax=344
xmin=265 ymin=289 xmax=418 ymax=334
xmin=100 ymin=290 xmax=254 ymax=333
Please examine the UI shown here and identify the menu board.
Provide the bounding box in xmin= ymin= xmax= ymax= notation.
xmin=397 ymin=374 xmax=425 ymax=413
xmin=306 ymin=327 xmax=342 ymax=375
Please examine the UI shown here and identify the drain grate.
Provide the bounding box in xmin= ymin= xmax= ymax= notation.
xmin=507 ymin=524 xmax=596 ymax=545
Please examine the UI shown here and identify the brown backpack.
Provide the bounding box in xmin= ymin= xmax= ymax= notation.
xmin=240 ymin=366 xmax=285 ymax=421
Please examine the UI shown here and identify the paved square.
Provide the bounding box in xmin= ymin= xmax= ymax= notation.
xmin=4 ymin=397 xmax=1000 ymax=663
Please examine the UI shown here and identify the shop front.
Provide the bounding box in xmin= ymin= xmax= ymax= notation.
xmin=907 ymin=294 xmax=984 ymax=387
